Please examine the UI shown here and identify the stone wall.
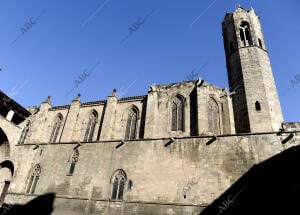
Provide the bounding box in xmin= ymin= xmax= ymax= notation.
xmin=4 ymin=131 xmax=300 ymax=214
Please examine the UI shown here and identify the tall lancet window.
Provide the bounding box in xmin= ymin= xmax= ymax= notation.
xmin=49 ymin=114 xmax=63 ymax=143
xmin=84 ymin=110 xmax=98 ymax=142
xmin=18 ymin=121 xmax=31 ymax=144
xmin=208 ymin=98 xmax=220 ymax=134
xmin=171 ymin=95 xmax=184 ymax=131
xmin=26 ymin=164 xmax=41 ymax=194
xmin=240 ymin=21 xmax=252 ymax=46
xmin=125 ymin=107 xmax=138 ymax=140
xmin=111 ymin=170 xmax=127 ymax=201
xmin=67 ymin=149 xmax=79 ymax=176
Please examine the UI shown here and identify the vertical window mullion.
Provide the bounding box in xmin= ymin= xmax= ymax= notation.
xmin=130 ymin=114 xmax=137 ymax=139
xmin=208 ymin=98 xmax=219 ymax=134
xmin=172 ymin=103 xmax=177 ymax=131
xmin=176 ymin=107 xmax=179 ymax=130
xmin=112 ymin=178 xmax=119 ymax=200
xmin=128 ymin=119 xmax=132 ymax=139
xmin=87 ymin=121 xmax=91 ymax=141
xmin=88 ymin=119 xmax=96 ymax=141
xmin=49 ymin=125 xmax=54 ymax=142
xmin=52 ymin=123 xmax=59 ymax=142
xmin=125 ymin=116 xmax=132 ymax=139
xmin=84 ymin=119 xmax=91 ymax=141
xmin=26 ymin=175 xmax=34 ymax=194
xmin=243 ymin=30 xmax=247 ymax=46
xmin=55 ymin=121 xmax=61 ymax=141
xmin=19 ymin=125 xmax=30 ymax=144
xmin=177 ymin=102 xmax=183 ymax=131
xmin=116 ymin=180 xmax=120 ymax=200
xmin=19 ymin=130 xmax=25 ymax=144
xmin=30 ymin=175 xmax=39 ymax=194
xmin=117 ymin=178 xmax=125 ymax=200
xmin=19 ymin=130 xmax=24 ymax=144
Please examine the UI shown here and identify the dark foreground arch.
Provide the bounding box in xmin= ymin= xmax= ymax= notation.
xmin=0 ymin=160 xmax=14 ymax=175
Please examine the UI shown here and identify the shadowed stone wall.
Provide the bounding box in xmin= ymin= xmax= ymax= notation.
xmin=3 ymin=131 xmax=300 ymax=214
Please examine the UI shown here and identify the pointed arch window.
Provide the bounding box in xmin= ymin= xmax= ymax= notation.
xmin=0 ymin=161 xmax=13 ymax=204
xmin=26 ymin=164 xmax=41 ymax=194
xmin=125 ymin=108 xmax=138 ymax=140
xmin=208 ymin=98 xmax=220 ymax=134
xmin=18 ymin=121 xmax=31 ymax=145
xmin=67 ymin=149 xmax=79 ymax=176
xmin=240 ymin=21 xmax=252 ymax=46
xmin=84 ymin=110 xmax=98 ymax=142
xmin=111 ymin=170 xmax=127 ymax=201
xmin=49 ymin=114 xmax=63 ymax=143
xmin=171 ymin=95 xmax=184 ymax=131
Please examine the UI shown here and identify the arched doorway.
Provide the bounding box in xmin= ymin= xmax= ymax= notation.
xmin=0 ymin=160 xmax=14 ymax=205
xmin=0 ymin=128 xmax=10 ymax=159
xmin=0 ymin=128 xmax=13 ymax=205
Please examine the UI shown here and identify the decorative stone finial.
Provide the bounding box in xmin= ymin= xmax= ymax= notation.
xmin=222 ymin=87 xmax=228 ymax=92
xmin=110 ymin=89 xmax=117 ymax=97
xmin=196 ymin=78 xmax=204 ymax=87
xmin=148 ymin=84 xmax=157 ymax=93
xmin=72 ymin=93 xmax=81 ymax=102
xmin=42 ymin=96 xmax=51 ymax=104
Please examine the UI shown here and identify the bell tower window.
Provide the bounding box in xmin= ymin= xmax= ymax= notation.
xmin=240 ymin=21 xmax=252 ymax=46
xmin=255 ymin=101 xmax=261 ymax=111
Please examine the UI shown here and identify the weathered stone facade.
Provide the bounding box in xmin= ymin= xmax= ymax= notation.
xmin=0 ymin=6 xmax=298 ymax=215
xmin=222 ymin=7 xmax=283 ymax=133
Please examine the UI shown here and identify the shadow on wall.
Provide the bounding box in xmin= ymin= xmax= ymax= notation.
xmin=200 ymin=145 xmax=300 ymax=215
xmin=0 ymin=193 xmax=55 ymax=215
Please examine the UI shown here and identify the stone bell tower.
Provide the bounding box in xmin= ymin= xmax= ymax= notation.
xmin=222 ymin=6 xmax=283 ymax=133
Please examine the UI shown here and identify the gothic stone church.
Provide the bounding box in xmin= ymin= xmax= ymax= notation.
xmin=0 ymin=6 xmax=299 ymax=215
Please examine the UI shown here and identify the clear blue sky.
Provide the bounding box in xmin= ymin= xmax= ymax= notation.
xmin=0 ymin=0 xmax=299 ymax=122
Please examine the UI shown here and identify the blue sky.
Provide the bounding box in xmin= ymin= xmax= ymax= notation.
xmin=0 ymin=0 xmax=299 ymax=122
